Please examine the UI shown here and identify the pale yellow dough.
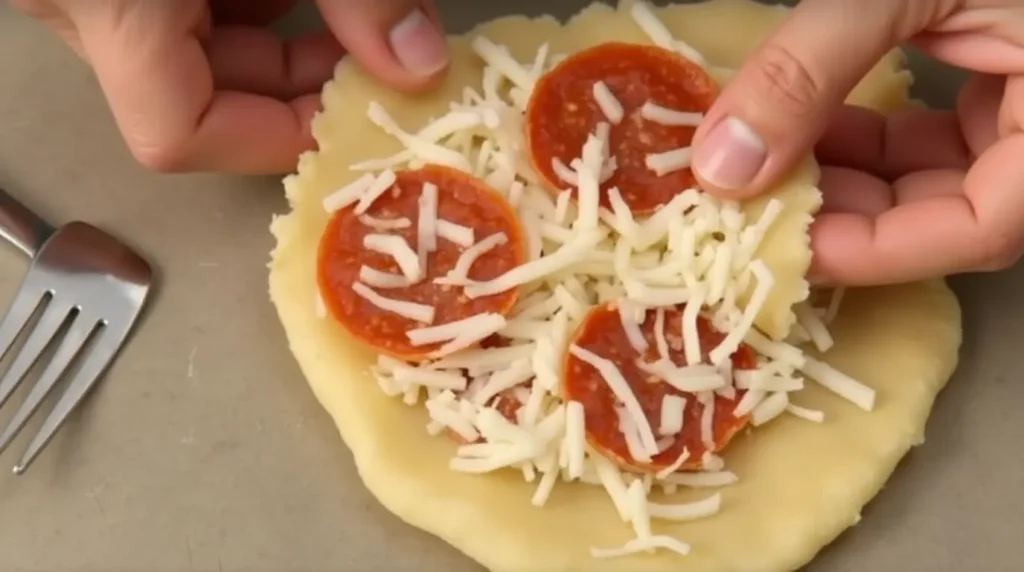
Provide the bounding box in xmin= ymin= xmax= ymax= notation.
xmin=268 ymin=1 xmax=962 ymax=570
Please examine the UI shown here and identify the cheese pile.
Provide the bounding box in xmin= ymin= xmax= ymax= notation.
xmin=317 ymin=1 xmax=873 ymax=559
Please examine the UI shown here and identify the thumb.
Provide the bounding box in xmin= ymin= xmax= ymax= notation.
xmin=315 ymin=0 xmax=449 ymax=91
xmin=691 ymin=0 xmax=947 ymax=199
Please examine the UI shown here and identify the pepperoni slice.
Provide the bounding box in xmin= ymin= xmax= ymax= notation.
xmin=562 ymin=302 xmax=756 ymax=473
xmin=317 ymin=165 xmax=526 ymax=360
xmin=526 ymin=42 xmax=718 ymax=215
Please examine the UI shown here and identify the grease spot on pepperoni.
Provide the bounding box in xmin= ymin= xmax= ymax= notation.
xmin=317 ymin=165 xmax=526 ymax=360
xmin=526 ymin=42 xmax=718 ymax=215
xmin=562 ymin=302 xmax=755 ymax=474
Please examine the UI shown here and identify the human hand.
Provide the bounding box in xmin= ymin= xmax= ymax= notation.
xmin=690 ymin=0 xmax=1024 ymax=286
xmin=10 ymin=0 xmax=449 ymax=174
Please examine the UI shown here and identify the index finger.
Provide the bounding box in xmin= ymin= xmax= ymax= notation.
xmin=78 ymin=9 xmax=316 ymax=174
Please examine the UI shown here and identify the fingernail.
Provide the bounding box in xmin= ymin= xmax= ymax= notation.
xmin=693 ymin=116 xmax=767 ymax=190
xmin=389 ymin=8 xmax=449 ymax=77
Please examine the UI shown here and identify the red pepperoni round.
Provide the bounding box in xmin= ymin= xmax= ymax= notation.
xmin=526 ymin=42 xmax=718 ymax=215
xmin=562 ymin=302 xmax=756 ymax=473
xmin=317 ymin=165 xmax=526 ymax=361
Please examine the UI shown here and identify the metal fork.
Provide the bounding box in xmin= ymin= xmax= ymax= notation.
xmin=0 ymin=188 xmax=152 ymax=474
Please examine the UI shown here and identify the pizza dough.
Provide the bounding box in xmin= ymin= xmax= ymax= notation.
xmin=268 ymin=1 xmax=962 ymax=570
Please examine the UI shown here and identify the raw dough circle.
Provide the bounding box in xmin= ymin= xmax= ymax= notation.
xmin=268 ymin=1 xmax=963 ymax=570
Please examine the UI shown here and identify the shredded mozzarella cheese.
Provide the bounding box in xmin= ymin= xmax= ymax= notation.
xmin=393 ymin=366 xmax=467 ymax=391
xmin=323 ymin=173 xmax=374 ymax=213
xmin=407 ymin=313 xmax=506 ymax=346
xmin=358 ymin=214 xmax=412 ymax=230
xmin=353 ymin=170 xmax=398 ymax=215
xmin=681 ymin=287 xmax=706 ymax=366
xmin=551 ymin=158 xmax=578 ymax=186
xmin=564 ymin=401 xmax=586 ymax=479
xmin=709 ymin=260 xmax=774 ymax=365
xmin=436 ymin=219 xmax=475 ymax=247
xmin=570 ymin=345 xmax=660 ymax=457
xmin=363 ymin=234 xmax=423 ymax=282
xmin=592 ymin=80 xmax=624 ymax=124
xmin=648 ymin=493 xmax=722 ymax=521
xmin=795 ymin=302 xmax=835 ymax=352
xmin=471 ymin=358 xmax=532 ymax=405
xmin=801 ymin=356 xmax=876 ymax=411
xmin=352 ymin=282 xmax=435 ymax=324
xmin=439 ymin=232 xmax=509 ymax=284
xmin=629 ymin=1 xmax=676 ymax=51
xmin=471 ymin=36 xmax=534 ymax=90
xmin=699 ymin=392 xmax=716 ymax=451
xmin=573 ymin=132 xmax=606 ymax=232
xmin=417 ymin=182 xmax=439 ymax=268
xmin=640 ymin=101 xmax=704 ymax=126
xmin=465 ymin=230 xmax=605 ymax=298
xmin=358 ymin=265 xmax=412 ymax=289
xmin=751 ymin=391 xmax=790 ymax=426
xmin=617 ymin=300 xmax=649 ymax=354
xmin=368 ymin=102 xmax=472 ymax=171
xmin=659 ymin=395 xmax=686 ymax=436
xmin=824 ymin=287 xmax=846 ymax=323
xmin=655 ymin=446 xmax=690 ymax=479
xmin=645 ymin=147 xmax=693 ymax=176
xmin=787 ymin=403 xmax=826 ymax=423
xmin=429 ymin=316 xmax=508 ymax=359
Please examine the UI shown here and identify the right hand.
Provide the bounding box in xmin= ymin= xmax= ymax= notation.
xmin=691 ymin=0 xmax=1024 ymax=287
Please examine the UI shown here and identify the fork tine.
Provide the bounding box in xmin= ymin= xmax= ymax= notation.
xmin=13 ymin=325 xmax=118 ymax=474
xmin=0 ymin=299 xmax=71 ymax=411
xmin=0 ymin=287 xmax=45 ymax=364
xmin=0 ymin=314 xmax=97 ymax=457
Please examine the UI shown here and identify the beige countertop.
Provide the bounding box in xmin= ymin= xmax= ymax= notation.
xmin=0 ymin=1 xmax=1021 ymax=571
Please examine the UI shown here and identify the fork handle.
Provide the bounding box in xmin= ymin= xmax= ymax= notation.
xmin=0 ymin=187 xmax=54 ymax=258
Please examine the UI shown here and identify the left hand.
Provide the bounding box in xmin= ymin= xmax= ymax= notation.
xmin=11 ymin=0 xmax=450 ymax=174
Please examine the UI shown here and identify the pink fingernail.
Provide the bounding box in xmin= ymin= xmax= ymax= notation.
xmin=693 ymin=116 xmax=767 ymax=190
xmin=389 ymin=8 xmax=449 ymax=77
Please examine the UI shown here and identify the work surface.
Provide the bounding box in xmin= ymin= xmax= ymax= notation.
xmin=0 ymin=1 xmax=1021 ymax=571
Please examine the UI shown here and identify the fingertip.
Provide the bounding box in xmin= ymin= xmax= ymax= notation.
xmin=316 ymin=0 xmax=450 ymax=93
xmin=692 ymin=115 xmax=770 ymax=200
xmin=387 ymin=7 xmax=450 ymax=80
xmin=806 ymin=212 xmax=864 ymax=287
xmin=291 ymin=93 xmax=325 ymax=145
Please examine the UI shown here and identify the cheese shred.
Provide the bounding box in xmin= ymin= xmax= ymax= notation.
xmin=352 ymin=282 xmax=435 ymax=324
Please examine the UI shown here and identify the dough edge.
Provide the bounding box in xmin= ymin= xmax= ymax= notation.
xmin=268 ymin=1 xmax=963 ymax=571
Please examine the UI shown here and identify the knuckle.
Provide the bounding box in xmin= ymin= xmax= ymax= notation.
xmin=747 ymin=43 xmax=822 ymax=118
